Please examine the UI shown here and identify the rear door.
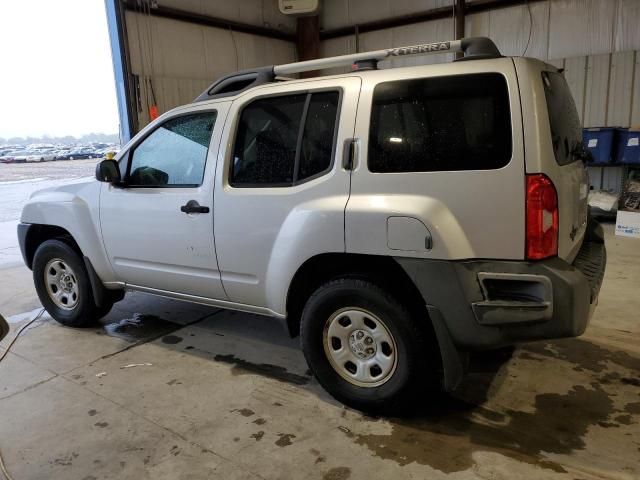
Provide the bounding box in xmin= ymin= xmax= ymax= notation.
xmin=213 ymin=77 xmax=361 ymax=313
xmin=346 ymin=59 xmax=525 ymax=260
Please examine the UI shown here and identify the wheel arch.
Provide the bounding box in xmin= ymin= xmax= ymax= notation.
xmin=286 ymin=252 xmax=468 ymax=391
xmin=22 ymin=224 xmax=124 ymax=308
xmin=20 ymin=224 xmax=81 ymax=270
xmin=285 ymin=253 xmax=429 ymax=338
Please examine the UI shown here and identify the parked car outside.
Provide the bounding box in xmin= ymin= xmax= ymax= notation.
xmin=67 ymin=149 xmax=99 ymax=160
xmin=12 ymin=153 xmax=31 ymax=163
xmin=25 ymin=154 xmax=46 ymax=163
xmin=54 ymin=151 xmax=73 ymax=160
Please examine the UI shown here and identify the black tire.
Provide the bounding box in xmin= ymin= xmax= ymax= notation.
xmin=300 ymin=278 xmax=436 ymax=414
xmin=32 ymin=239 xmax=111 ymax=327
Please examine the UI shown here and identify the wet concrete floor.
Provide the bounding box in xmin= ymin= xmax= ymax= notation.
xmin=0 ymin=224 xmax=638 ymax=479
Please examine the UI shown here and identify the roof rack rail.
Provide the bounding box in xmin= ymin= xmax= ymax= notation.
xmin=194 ymin=66 xmax=275 ymax=102
xmin=194 ymin=37 xmax=501 ymax=102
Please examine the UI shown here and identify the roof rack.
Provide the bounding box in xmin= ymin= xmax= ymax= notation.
xmin=194 ymin=37 xmax=501 ymax=102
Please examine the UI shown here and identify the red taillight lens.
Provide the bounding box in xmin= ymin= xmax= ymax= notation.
xmin=526 ymin=174 xmax=558 ymax=260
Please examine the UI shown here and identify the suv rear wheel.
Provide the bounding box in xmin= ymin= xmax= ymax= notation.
xmin=33 ymin=239 xmax=112 ymax=327
xmin=300 ymin=278 xmax=435 ymax=413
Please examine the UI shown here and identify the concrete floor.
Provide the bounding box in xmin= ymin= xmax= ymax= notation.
xmin=0 ymin=224 xmax=638 ymax=480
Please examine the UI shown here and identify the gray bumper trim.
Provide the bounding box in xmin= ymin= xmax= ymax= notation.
xmin=395 ymin=221 xmax=606 ymax=350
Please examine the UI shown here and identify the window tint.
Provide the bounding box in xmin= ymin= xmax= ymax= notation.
xmin=231 ymin=91 xmax=339 ymax=187
xmin=542 ymin=71 xmax=582 ymax=166
xmin=368 ymin=73 xmax=512 ymax=173
xmin=298 ymin=92 xmax=339 ymax=181
xmin=128 ymin=112 xmax=216 ymax=186
xmin=232 ymin=94 xmax=305 ymax=186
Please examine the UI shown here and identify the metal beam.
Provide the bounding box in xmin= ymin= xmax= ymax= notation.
xmin=464 ymin=0 xmax=544 ymax=14
xmin=455 ymin=0 xmax=465 ymax=59
xmin=320 ymin=0 xmax=546 ymax=40
xmin=296 ymin=16 xmax=320 ymax=78
xmin=122 ymin=1 xmax=295 ymax=42
xmin=104 ymin=0 xmax=136 ymax=143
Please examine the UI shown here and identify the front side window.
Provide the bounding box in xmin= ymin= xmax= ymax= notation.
xmin=127 ymin=112 xmax=217 ymax=187
xmin=231 ymin=91 xmax=340 ymax=187
xmin=368 ymin=73 xmax=512 ymax=173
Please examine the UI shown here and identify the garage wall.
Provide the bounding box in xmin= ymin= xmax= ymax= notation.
xmin=321 ymin=0 xmax=640 ymax=59
xmin=319 ymin=3 xmax=640 ymax=123
xmin=319 ymin=0 xmax=640 ymax=193
xmin=125 ymin=1 xmax=296 ymax=129
xmin=320 ymin=0 xmax=640 ymax=127
xmin=123 ymin=0 xmax=640 ymax=139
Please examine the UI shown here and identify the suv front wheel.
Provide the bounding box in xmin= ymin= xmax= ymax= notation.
xmin=33 ymin=239 xmax=112 ymax=327
xmin=300 ymin=278 xmax=435 ymax=413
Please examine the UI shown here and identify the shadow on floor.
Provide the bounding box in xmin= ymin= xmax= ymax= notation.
xmin=86 ymin=292 xmax=639 ymax=475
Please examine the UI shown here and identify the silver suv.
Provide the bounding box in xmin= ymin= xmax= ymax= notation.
xmin=18 ymin=38 xmax=606 ymax=412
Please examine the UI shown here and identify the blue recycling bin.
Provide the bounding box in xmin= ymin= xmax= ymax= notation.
xmin=614 ymin=128 xmax=640 ymax=164
xmin=583 ymin=128 xmax=615 ymax=164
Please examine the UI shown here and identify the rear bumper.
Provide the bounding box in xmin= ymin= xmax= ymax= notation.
xmin=396 ymin=219 xmax=606 ymax=350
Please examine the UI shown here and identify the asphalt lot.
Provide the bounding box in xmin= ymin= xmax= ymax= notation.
xmin=0 ymin=162 xmax=638 ymax=479
xmin=0 ymin=159 xmax=97 ymax=267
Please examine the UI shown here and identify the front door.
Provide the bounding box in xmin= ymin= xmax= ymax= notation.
xmin=100 ymin=104 xmax=229 ymax=300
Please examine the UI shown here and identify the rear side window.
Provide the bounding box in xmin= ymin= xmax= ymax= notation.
xmin=231 ymin=91 xmax=340 ymax=187
xmin=368 ymin=73 xmax=512 ymax=173
xmin=542 ymin=71 xmax=583 ymax=166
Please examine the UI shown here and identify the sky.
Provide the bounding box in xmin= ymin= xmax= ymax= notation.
xmin=0 ymin=0 xmax=119 ymax=138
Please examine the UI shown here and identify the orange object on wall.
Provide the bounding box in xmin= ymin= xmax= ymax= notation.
xmin=149 ymin=105 xmax=159 ymax=120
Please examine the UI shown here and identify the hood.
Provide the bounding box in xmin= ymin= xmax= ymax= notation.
xmin=21 ymin=177 xmax=100 ymax=225
xmin=29 ymin=177 xmax=96 ymax=201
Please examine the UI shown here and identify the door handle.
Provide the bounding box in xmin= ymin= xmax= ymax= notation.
xmin=180 ymin=200 xmax=210 ymax=214
xmin=342 ymin=138 xmax=359 ymax=170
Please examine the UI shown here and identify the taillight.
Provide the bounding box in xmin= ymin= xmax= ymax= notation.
xmin=526 ymin=174 xmax=558 ymax=260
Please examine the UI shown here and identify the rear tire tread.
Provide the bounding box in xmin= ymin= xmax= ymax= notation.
xmin=300 ymin=277 xmax=436 ymax=414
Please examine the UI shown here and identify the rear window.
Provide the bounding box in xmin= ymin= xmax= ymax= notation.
xmin=542 ymin=71 xmax=583 ymax=166
xmin=368 ymin=73 xmax=512 ymax=173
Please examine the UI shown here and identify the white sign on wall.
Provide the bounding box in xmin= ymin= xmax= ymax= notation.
xmin=616 ymin=211 xmax=640 ymax=238
xmin=616 ymin=178 xmax=640 ymax=239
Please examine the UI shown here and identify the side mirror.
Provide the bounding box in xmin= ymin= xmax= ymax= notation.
xmin=95 ymin=159 xmax=122 ymax=183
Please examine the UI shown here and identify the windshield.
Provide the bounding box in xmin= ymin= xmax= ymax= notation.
xmin=542 ymin=71 xmax=583 ymax=166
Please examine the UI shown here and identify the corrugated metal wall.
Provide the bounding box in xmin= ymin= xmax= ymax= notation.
xmin=125 ymin=1 xmax=296 ymax=128
xmin=321 ymin=0 xmax=640 ymax=191
xmin=125 ymin=0 xmax=640 ymax=193
xmin=321 ymin=0 xmax=640 ymax=60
